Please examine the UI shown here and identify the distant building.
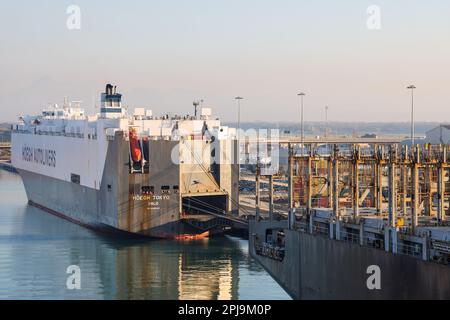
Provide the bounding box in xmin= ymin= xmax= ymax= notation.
xmin=423 ymin=125 xmax=450 ymax=145
xmin=361 ymin=133 xmax=377 ymax=139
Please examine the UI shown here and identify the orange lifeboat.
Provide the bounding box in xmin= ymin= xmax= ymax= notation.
xmin=129 ymin=129 xmax=142 ymax=163
xmin=175 ymin=231 xmax=210 ymax=241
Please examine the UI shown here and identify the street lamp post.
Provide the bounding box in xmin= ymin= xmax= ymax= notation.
xmin=297 ymin=92 xmax=306 ymax=154
xmin=407 ymin=85 xmax=416 ymax=146
xmin=235 ymin=97 xmax=244 ymax=188
xmin=325 ymin=106 xmax=329 ymax=138
xmin=235 ymin=96 xmax=244 ymax=142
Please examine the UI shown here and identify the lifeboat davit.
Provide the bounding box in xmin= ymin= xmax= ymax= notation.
xmin=129 ymin=129 xmax=142 ymax=163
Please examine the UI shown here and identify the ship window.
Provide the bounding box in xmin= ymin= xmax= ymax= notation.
xmin=173 ymin=185 xmax=179 ymax=190
xmin=161 ymin=185 xmax=171 ymax=194
xmin=107 ymin=184 xmax=112 ymax=191
xmin=141 ymin=186 xmax=154 ymax=195
xmin=71 ymin=174 xmax=80 ymax=184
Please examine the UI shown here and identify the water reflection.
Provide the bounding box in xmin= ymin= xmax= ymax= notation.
xmin=0 ymin=170 xmax=290 ymax=300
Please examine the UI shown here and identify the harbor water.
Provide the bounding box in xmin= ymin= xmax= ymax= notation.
xmin=0 ymin=170 xmax=290 ymax=300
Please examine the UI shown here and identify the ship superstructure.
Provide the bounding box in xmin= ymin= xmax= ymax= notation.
xmin=11 ymin=84 xmax=239 ymax=238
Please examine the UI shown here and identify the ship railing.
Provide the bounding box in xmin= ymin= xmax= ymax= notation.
xmin=294 ymin=221 xmax=309 ymax=233
xmin=62 ymin=133 xmax=85 ymax=139
xmin=364 ymin=232 xmax=385 ymax=249
xmin=87 ymin=133 xmax=97 ymax=140
xmin=396 ymin=241 xmax=423 ymax=259
xmin=291 ymin=213 xmax=449 ymax=263
xmin=430 ymin=240 xmax=450 ymax=265
xmin=13 ymin=128 xmax=94 ymax=140
xmin=340 ymin=227 xmax=360 ymax=244
xmin=313 ymin=222 xmax=329 ymax=237
xmin=32 ymin=131 xmax=86 ymax=139
xmin=431 ymin=240 xmax=450 ymax=255
xmin=11 ymin=128 xmax=29 ymax=134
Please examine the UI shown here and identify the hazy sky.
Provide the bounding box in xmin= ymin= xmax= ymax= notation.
xmin=1 ymin=0 xmax=449 ymax=123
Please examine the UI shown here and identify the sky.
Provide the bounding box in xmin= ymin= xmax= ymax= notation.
xmin=0 ymin=0 xmax=449 ymax=123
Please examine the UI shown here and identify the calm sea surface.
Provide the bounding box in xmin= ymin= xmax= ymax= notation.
xmin=0 ymin=170 xmax=290 ymax=300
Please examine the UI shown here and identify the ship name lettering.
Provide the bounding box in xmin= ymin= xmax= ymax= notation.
xmin=22 ymin=145 xmax=56 ymax=168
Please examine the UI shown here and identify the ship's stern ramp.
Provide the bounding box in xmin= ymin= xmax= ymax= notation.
xmin=178 ymin=138 xmax=243 ymax=234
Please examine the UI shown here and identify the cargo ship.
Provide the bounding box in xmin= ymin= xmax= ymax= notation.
xmin=11 ymin=84 xmax=240 ymax=239
xmin=250 ymin=144 xmax=450 ymax=299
